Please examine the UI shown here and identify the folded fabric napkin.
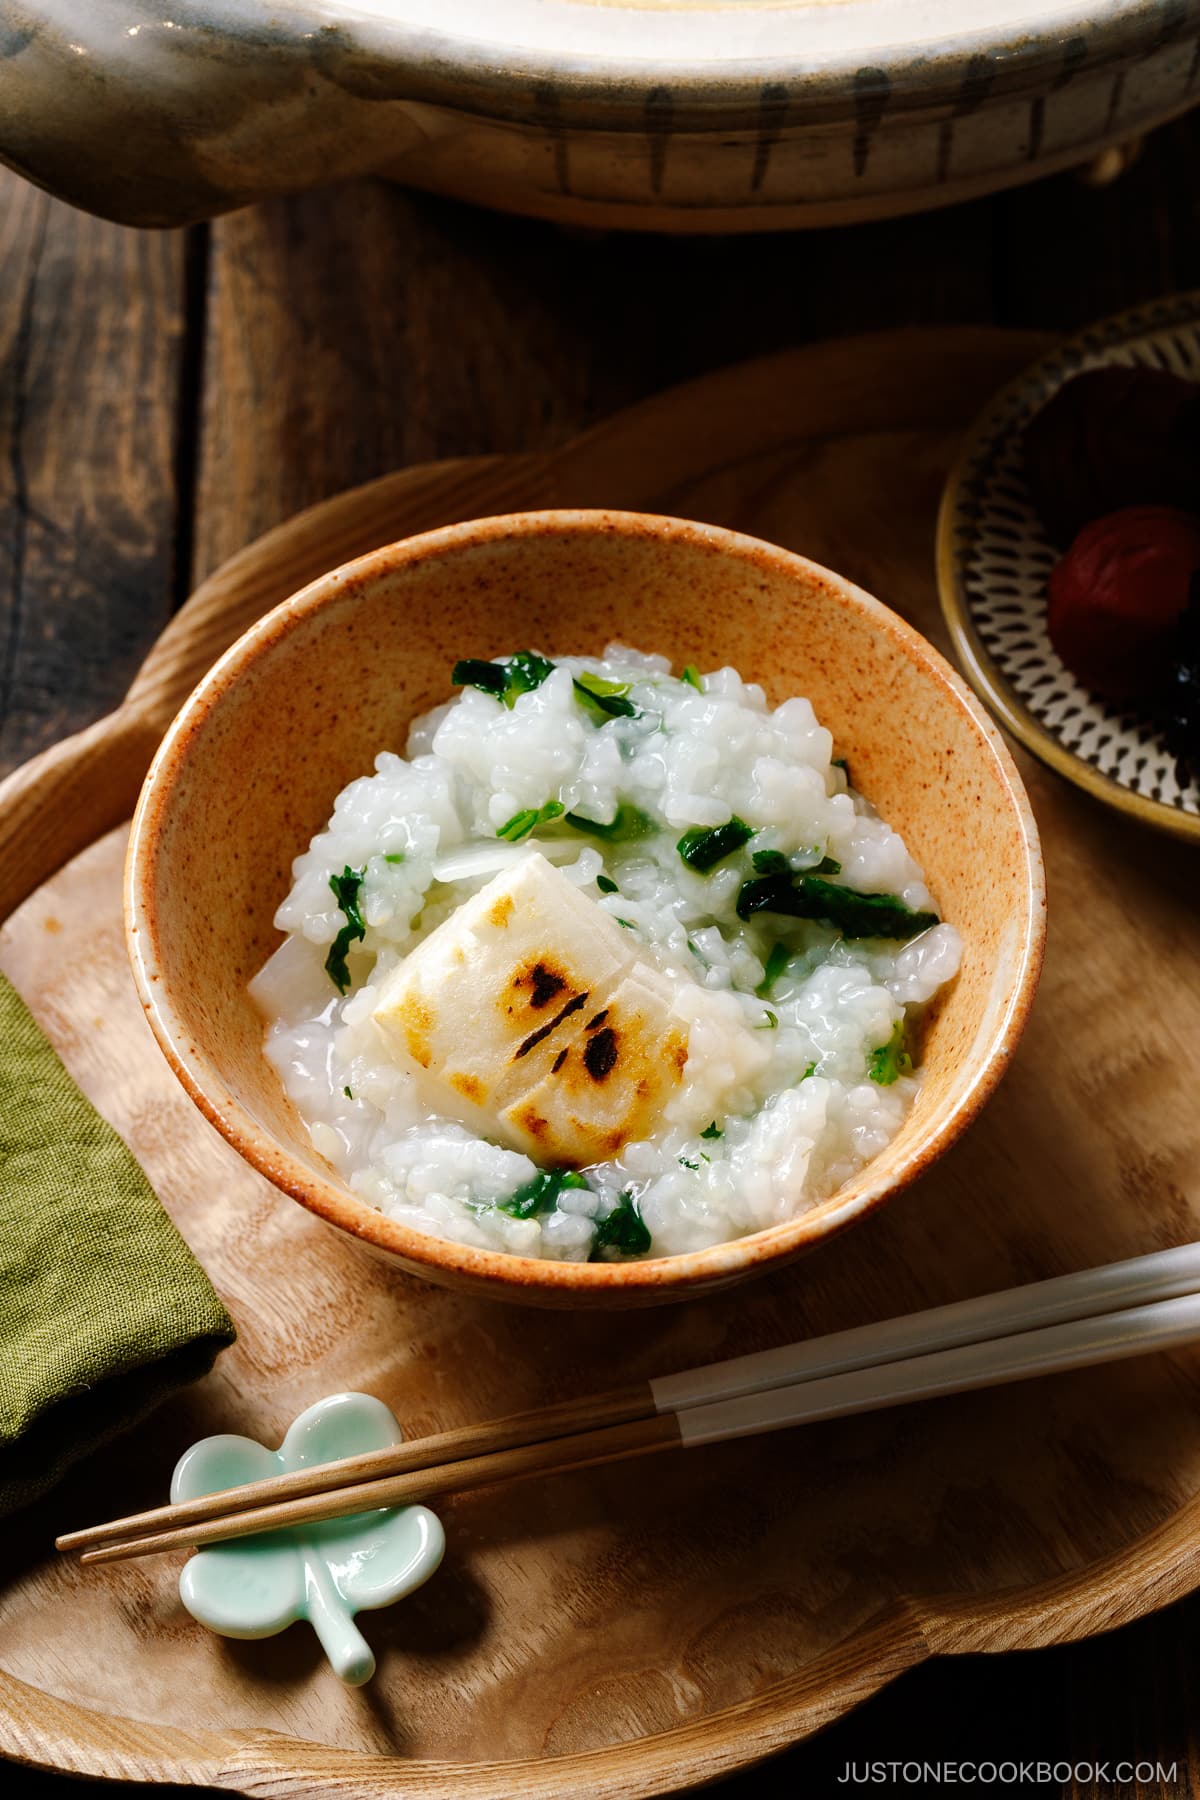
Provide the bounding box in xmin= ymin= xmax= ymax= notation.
xmin=0 ymin=972 xmax=235 ymax=1516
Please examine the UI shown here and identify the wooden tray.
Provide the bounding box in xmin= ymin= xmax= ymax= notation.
xmin=2 ymin=329 xmax=1199 ymax=1798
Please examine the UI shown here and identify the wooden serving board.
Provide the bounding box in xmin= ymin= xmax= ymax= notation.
xmin=1 ymin=330 xmax=1199 ymax=1798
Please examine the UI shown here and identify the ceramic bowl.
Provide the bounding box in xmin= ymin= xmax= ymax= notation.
xmin=126 ymin=510 xmax=1045 ymax=1309
xmin=3 ymin=2 xmax=1198 ymax=232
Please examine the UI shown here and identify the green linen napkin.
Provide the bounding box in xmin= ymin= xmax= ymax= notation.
xmin=0 ymin=971 xmax=235 ymax=1515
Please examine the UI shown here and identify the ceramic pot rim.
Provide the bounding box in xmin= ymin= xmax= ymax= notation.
xmin=58 ymin=0 xmax=1180 ymax=127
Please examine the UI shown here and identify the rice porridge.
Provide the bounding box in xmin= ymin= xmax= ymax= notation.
xmin=251 ymin=647 xmax=961 ymax=1262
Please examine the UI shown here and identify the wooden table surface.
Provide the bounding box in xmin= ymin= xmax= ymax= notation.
xmin=3 ymin=115 xmax=1200 ymax=1800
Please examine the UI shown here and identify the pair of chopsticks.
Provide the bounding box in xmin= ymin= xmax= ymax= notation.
xmin=59 ymin=1243 xmax=1200 ymax=1568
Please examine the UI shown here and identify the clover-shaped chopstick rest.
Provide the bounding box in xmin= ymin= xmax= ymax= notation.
xmin=172 ymin=1392 xmax=445 ymax=1684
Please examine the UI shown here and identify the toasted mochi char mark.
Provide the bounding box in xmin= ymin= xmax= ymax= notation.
xmin=371 ymin=853 xmax=704 ymax=1165
xmin=515 ymin=990 xmax=589 ymax=1060
xmin=523 ymin=961 xmax=567 ymax=1010
xmin=583 ymin=1026 xmax=619 ymax=1082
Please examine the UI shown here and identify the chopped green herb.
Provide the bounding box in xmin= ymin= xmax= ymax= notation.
xmin=757 ymin=1009 xmax=779 ymax=1029
xmin=868 ymin=1021 xmax=912 ymax=1086
xmin=589 ymin=1190 xmax=651 ymax=1259
xmin=506 ymin=650 xmax=557 ymax=699
xmin=813 ymin=855 xmax=842 ymax=875
xmin=681 ymin=664 xmax=703 ymax=691
xmin=343 ymin=1085 xmax=354 ymax=1100
xmin=678 ymin=1155 xmax=700 ymax=1171
xmin=832 ymin=756 xmax=850 ymax=778
xmin=453 ymin=650 xmax=556 ymax=709
xmin=498 ymin=1168 xmax=589 ymax=1220
xmin=496 ymin=799 xmax=565 ymax=842
xmin=565 ymin=804 xmax=655 ymax=842
xmin=324 ymin=866 xmax=366 ymax=993
xmin=615 ymin=918 xmax=635 ymax=930
xmin=687 ymin=938 xmax=705 ymax=960
xmin=801 ymin=1061 xmax=818 ymax=1080
xmin=701 ymin=1121 xmax=723 ymax=1140
xmin=700 ymin=1152 xmax=711 ymax=1164
xmin=383 ymin=851 xmax=406 ymax=865
xmin=451 ymin=657 xmax=506 ymax=697
xmin=757 ymin=941 xmax=791 ymax=995
xmin=596 ymin=874 xmax=619 ymax=894
xmin=573 ymin=671 xmax=640 ymax=724
xmin=736 ymin=871 xmax=938 ymax=941
xmin=677 ymin=816 xmax=754 ymax=873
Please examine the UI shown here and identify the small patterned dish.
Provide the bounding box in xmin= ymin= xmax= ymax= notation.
xmin=937 ymin=292 xmax=1200 ymax=844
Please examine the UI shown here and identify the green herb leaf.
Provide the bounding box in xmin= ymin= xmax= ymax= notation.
xmin=496 ymin=799 xmax=565 ymax=842
xmin=505 ymin=650 xmax=557 ymax=703
xmin=616 ymin=918 xmax=635 ymax=930
xmin=498 ymin=1168 xmax=589 ymax=1220
xmin=596 ymin=874 xmax=619 ymax=894
xmin=452 ymin=657 xmax=506 ymax=697
xmin=813 ymin=855 xmax=842 ymax=875
xmin=678 ymin=1156 xmax=700 ymax=1171
xmin=343 ymin=1085 xmax=354 ymax=1099
xmin=701 ymin=1121 xmax=723 ymax=1140
xmin=565 ymin=804 xmax=655 ymax=842
xmin=681 ymin=664 xmax=703 ymax=691
xmin=801 ymin=1061 xmax=818 ymax=1080
xmin=573 ymin=672 xmax=640 ymax=724
xmin=757 ymin=941 xmax=791 ymax=995
xmin=677 ymin=816 xmax=754 ymax=873
xmin=453 ymin=650 xmax=556 ymax=709
xmin=325 ymin=866 xmax=367 ymax=993
xmin=589 ymin=1190 xmax=651 ymax=1259
xmin=383 ymin=851 xmax=406 ymax=865
xmin=757 ymin=1009 xmax=779 ymax=1029
xmin=868 ymin=1021 xmax=912 ymax=1086
xmin=736 ymin=871 xmax=938 ymax=941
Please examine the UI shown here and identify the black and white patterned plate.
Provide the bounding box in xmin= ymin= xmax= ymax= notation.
xmin=937 ymin=293 xmax=1200 ymax=843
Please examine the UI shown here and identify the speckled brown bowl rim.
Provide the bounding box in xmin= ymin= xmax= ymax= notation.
xmin=126 ymin=510 xmax=1046 ymax=1301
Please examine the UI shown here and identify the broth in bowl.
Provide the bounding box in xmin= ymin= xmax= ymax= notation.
xmin=251 ymin=644 xmax=962 ymax=1263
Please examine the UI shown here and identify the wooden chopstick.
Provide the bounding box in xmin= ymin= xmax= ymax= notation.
xmin=70 ymin=1282 xmax=1200 ymax=1568
xmin=59 ymin=1244 xmax=1200 ymax=1560
xmin=55 ymin=1380 xmax=654 ymax=1555
xmin=76 ymin=1413 xmax=681 ymax=1565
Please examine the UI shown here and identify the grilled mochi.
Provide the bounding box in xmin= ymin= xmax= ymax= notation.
xmin=371 ymin=852 xmax=695 ymax=1165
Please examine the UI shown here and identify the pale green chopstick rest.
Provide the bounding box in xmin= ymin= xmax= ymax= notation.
xmin=175 ymin=1393 xmax=445 ymax=1684
xmin=0 ymin=971 xmax=235 ymax=1515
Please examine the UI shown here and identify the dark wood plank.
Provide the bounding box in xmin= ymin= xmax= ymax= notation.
xmin=0 ymin=170 xmax=190 ymax=779
xmin=192 ymin=183 xmax=997 ymax=582
xmin=192 ymin=184 xmax=612 ymax=578
xmin=993 ymin=115 xmax=1195 ymax=330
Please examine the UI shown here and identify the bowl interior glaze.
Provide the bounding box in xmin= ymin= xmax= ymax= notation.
xmin=126 ymin=511 xmax=1045 ymax=1307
